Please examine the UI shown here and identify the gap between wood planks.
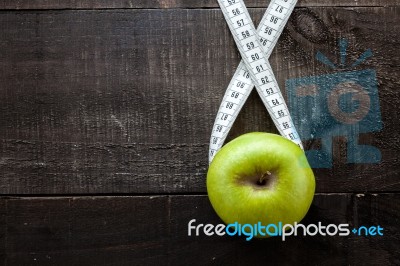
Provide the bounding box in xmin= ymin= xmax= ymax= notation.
xmin=0 ymin=192 xmax=397 ymax=199
xmin=0 ymin=0 xmax=399 ymax=11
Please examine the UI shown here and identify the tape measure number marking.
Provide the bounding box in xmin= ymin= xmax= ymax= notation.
xmin=209 ymin=0 xmax=301 ymax=163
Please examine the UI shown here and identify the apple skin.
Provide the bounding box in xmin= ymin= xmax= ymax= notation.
xmin=207 ymin=132 xmax=315 ymax=235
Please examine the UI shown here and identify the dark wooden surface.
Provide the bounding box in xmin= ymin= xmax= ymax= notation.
xmin=0 ymin=0 xmax=399 ymax=265
xmin=0 ymin=194 xmax=399 ymax=266
xmin=0 ymin=0 xmax=398 ymax=9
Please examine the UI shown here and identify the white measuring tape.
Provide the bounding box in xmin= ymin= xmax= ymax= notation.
xmin=209 ymin=0 xmax=302 ymax=163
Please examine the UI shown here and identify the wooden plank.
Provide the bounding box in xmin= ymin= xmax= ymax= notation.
xmin=0 ymin=0 xmax=399 ymax=9
xmin=0 ymin=200 xmax=5 ymax=265
xmin=4 ymin=196 xmax=170 ymax=265
xmin=0 ymin=8 xmax=399 ymax=194
xmin=1 ymin=194 xmax=399 ymax=265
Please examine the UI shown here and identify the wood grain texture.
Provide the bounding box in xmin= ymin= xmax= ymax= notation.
xmin=0 ymin=0 xmax=399 ymax=9
xmin=0 ymin=194 xmax=398 ymax=265
xmin=0 ymin=7 xmax=399 ymax=194
xmin=1 ymin=2 xmax=399 ymax=265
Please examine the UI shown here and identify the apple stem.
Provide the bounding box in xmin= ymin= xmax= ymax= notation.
xmin=259 ymin=171 xmax=272 ymax=184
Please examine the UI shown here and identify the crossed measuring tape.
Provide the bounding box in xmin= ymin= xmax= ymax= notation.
xmin=209 ymin=0 xmax=302 ymax=163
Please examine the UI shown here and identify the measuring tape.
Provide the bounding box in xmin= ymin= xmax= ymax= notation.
xmin=209 ymin=0 xmax=302 ymax=163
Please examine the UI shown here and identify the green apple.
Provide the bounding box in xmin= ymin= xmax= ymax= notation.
xmin=207 ymin=132 xmax=315 ymax=235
